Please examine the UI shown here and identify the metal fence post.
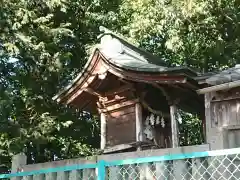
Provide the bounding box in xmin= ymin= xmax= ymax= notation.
xmin=97 ymin=160 xmax=106 ymax=180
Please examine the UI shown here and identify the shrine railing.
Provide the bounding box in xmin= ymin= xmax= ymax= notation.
xmin=1 ymin=145 xmax=240 ymax=180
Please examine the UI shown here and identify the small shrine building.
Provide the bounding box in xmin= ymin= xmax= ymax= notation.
xmin=53 ymin=27 xmax=205 ymax=154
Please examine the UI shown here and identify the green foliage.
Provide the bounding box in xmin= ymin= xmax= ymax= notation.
xmin=178 ymin=112 xmax=204 ymax=146
xmin=0 ymin=0 xmax=121 ymax=170
xmin=117 ymin=0 xmax=240 ymax=72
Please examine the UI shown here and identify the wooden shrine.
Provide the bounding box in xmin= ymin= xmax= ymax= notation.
xmin=53 ymin=27 xmax=204 ymax=154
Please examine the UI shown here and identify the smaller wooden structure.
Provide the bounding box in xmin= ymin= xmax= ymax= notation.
xmin=198 ymin=65 xmax=240 ymax=150
xmin=53 ymin=27 xmax=204 ymax=153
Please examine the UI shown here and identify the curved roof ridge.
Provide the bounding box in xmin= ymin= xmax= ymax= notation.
xmin=53 ymin=27 xmax=199 ymax=103
xmin=52 ymin=45 xmax=100 ymax=101
xmin=98 ymin=26 xmax=168 ymax=67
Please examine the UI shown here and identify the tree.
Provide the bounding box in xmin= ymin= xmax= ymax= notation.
xmin=117 ymin=0 xmax=240 ymax=72
xmin=0 ymin=0 xmax=120 ymax=169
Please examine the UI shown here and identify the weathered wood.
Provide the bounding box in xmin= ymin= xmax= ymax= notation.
xmin=223 ymin=124 xmax=240 ymax=130
xmin=101 ymin=99 xmax=138 ymax=113
xmin=227 ymin=129 xmax=240 ymax=148
xmin=197 ymin=80 xmax=240 ymax=94
xmin=207 ymin=90 xmax=240 ymax=150
xmin=103 ymin=143 xmax=134 ymax=154
xmin=57 ymin=171 xmax=69 ymax=180
xmin=45 ymin=172 xmax=57 ymax=180
xmin=204 ymin=93 xmax=212 ymax=147
xmin=236 ymin=100 xmax=240 ymax=124
xmin=106 ymin=105 xmax=136 ymax=146
xmin=66 ymin=75 xmax=96 ymax=105
xmin=83 ymin=87 xmax=103 ymax=97
xmin=107 ymin=66 xmax=187 ymax=85
xmin=100 ymin=112 xmax=107 ymax=150
xmin=135 ymin=102 xmax=143 ymax=147
xmin=101 ymin=96 xmax=126 ymax=106
xmin=22 ymin=176 xmax=33 ymax=180
xmin=100 ymin=144 xmax=210 ymax=162
xmin=32 ymin=174 xmax=45 ymax=180
xmin=104 ymin=84 xmax=133 ymax=96
xmin=170 ymin=104 xmax=179 ymax=148
xmin=211 ymin=96 xmax=240 ymax=102
xmin=212 ymin=98 xmax=240 ymax=127
xmin=110 ymin=106 xmax=135 ymax=117
xmin=69 ymin=170 xmax=81 ymax=180
xmin=224 ymin=103 xmax=231 ymax=126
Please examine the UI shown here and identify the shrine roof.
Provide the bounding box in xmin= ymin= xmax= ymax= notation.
xmin=53 ymin=27 xmax=199 ymax=104
xmin=205 ymin=65 xmax=240 ymax=85
xmin=97 ymin=27 xmax=196 ymax=75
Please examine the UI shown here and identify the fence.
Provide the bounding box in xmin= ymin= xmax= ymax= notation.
xmin=1 ymin=145 xmax=240 ymax=180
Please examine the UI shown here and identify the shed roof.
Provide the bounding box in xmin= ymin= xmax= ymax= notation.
xmin=206 ymin=65 xmax=240 ymax=85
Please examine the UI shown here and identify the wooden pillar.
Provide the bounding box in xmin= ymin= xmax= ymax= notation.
xmin=170 ymin=104 xmax=179 ymax=148
xmin=135 ymin=102 xmax=143 ymax=148
xmin=200 ymin=113 xmax=207 ymax=144
xmin=100 ymin=112 xmax=107 ymax=150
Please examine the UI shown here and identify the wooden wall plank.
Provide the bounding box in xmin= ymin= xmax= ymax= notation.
xmin=135 ymin=103 xmax=143 ymax=144
xmin=100 ymin=112 xmax=107 ymax=150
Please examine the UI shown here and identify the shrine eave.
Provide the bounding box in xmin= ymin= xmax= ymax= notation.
xmin=53 ymin=28 xmax=200 ymax=110
xmin=53 ymin=51 xmax=198 ymax=107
